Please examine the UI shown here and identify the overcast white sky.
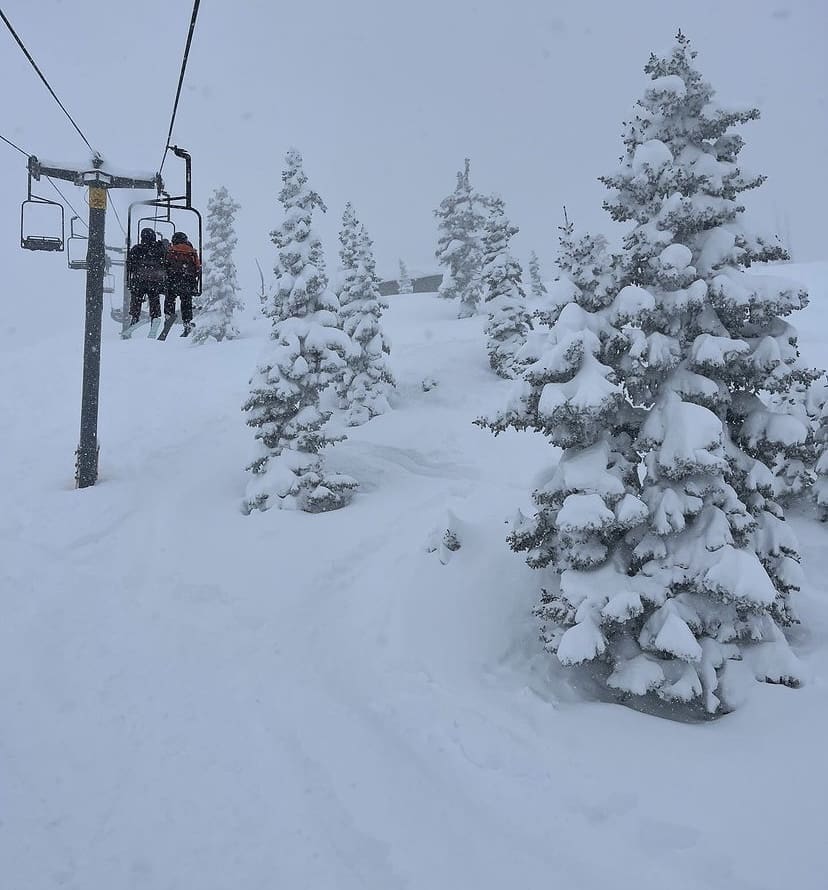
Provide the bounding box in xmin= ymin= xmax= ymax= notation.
xmin=1 ymin=0 xmax=825 ymax=302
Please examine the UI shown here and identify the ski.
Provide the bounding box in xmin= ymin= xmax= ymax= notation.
xmin=120 ymin=317 xmax=150 ymax=339
xmin=156 ymin=313 xmax=177 ymax=341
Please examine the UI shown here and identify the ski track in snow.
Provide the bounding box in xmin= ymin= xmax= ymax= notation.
xmin=2 ymin=273 xmax=827 ymax=889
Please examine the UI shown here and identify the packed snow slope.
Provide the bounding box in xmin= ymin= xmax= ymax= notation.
xmin=2 ymin=265 xmax=827 ymax=889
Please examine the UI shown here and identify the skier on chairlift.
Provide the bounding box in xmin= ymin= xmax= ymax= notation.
xmin=124 ymin=228 xmax=168 ymax=337
xmin=165 ymin=231 xmax=201 ymax=337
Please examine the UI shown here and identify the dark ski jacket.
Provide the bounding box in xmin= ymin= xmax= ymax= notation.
xmin=166 ymin=242 xmax=201 ymax=295
xmin=128 ymin=240 xmax=168 ymax=289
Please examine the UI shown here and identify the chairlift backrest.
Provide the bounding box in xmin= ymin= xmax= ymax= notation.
xmin=21 ymin=195 xmax=65 ymax=252
xmin=67 ymin=216 xmax=88 ymax=270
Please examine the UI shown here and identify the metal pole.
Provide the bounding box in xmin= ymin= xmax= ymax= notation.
xmin=121 ymin=233 xmax=131 ymax=333
xmin=76 ymin=185 xmax=107 ymax=488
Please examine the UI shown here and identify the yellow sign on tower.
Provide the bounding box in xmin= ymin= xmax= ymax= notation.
xmin=88 ymin=187 xmax=107 ymax=209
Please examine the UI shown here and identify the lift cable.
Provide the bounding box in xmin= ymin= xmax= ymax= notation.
xmin=0 ymin=8 xmax=97 ymax=157
xmin=108 ymin=196 xmax=126 ymax=238
xmin=159 ymin=0 xmax=201 ymax=173
xmin=48 ymin=177 xmax=88 ymax=230
xmin=3 ymin=129 xmax=89 ymax=229
xmin=0 ymin=131 xmax=28 ymax=156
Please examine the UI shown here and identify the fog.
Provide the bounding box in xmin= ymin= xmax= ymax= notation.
xmin=1 ymin=0 xmax=825 ymax=304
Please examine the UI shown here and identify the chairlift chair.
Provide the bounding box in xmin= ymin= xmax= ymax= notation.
xmin=20 ymin=166 xmax=64 ymax=252
xmin=67 ymin=215 xmax=88 ymax=270
xmin=126 ymin=146 xmax=203 ymax=295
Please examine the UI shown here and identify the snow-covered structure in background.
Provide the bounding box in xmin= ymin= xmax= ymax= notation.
xmin=242 ymin=150 xmax=357 ymax=513
xmin=336 ymin=205 xmax=395 ymax=426
xmin=434 ymin=158 xmax=488 ymax=318
xmin=192 ymin=186 xmax=244 ymax=343
xmin=398 ymin=259 xmax=414 ymax=294
xmin=481 ymin=196 xmax=532 ymax=378
xmin=497 ymin=33 xmax=819 ymax=715
xmin=527 ymin=250 xmax=547 ymax=299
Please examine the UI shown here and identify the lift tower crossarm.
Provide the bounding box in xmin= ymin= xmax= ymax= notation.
xmin=28 ymin=155 xmax=162 ymax=193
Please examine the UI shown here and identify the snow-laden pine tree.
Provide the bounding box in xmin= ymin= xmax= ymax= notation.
xmin=191 ymin=186 xmax=244 ymax=343
xmin=815 ymin=396 xmax=828 ymax=520
xmin=481 ymin=196 xmax=532 ymax=378
xmin=242 ymin=150 xmax=357 ymax=513
xmin=527 ymin=250 xmax=547 ymax=299
xmin=536 ymin=220 xmax=620 ymax=330
xmin=538 ymin=31 xmax=813 ymax=713
xmin=336 ymin=207 xmax=394 ymax=426
xmin=483 ymin=222 xmax=648 ymax=615
xmin=434 ymin=158 xmax=488 ymax=318
xmin=760 ymin=379 xmax=825 ymax=502
xmin=398 ymin=259 xmax=414 ymax=294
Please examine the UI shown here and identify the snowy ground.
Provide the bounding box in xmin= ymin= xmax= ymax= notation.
xmin=2 ymin=265 xmax=827 ymax=889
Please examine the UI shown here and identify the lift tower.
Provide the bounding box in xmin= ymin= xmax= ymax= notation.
xmin=26 ymin=155 xmax=161 ymax=488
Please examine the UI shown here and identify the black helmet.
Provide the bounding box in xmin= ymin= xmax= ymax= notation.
xmin=171 ymin=231 xmax=188 ymax=245
xmin=140 ymin=228 xmax=156 ymax=244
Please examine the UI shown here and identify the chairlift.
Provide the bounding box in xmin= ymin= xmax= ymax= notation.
xmin=20 ymin=164 xmax=64 ymax=252
xmin=103 ymin=272 xmax=115 ymax=295
xmin=67 ymin=215 xmax=89 ymax=269
xmin=127 ymin=145 xmax=203 ymax=294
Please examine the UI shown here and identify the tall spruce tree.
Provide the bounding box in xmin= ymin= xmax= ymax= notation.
xmin=493 ymin=34 xmax=818 ymax=715
xmin=337 ymin=207 xmax=395 ymax=425
xmin=434 ymin=158 xmax=488 ymax=318
xmin=398 ymin=259 xmax=414 ymax=294
xmin=481 ymin=196 xmax=532 ymax=378
xmin=527 ymin=250 xmax=547 ymax=299
xmin=242 ymin=150 xmax=357 ymax=513
xmin=192 ymin=186 xmax=244 ymax=343
xmin=597 ymin=32 xmax=812 ymax=711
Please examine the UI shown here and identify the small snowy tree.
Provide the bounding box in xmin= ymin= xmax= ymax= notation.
xmin=481 ymin=196 xmax=532 ymax=378
xmin=336 ymin=207 xmax=395 ymax=425
xmin=192 ymin=186 xmax=244 ymax=343
xmin=242 ymin=149 xmax=357 ymax=513
xmin=398 ymin=259 xmax=414 ymax=294
xmin=527 ymin=250 xmax=547 ymax=299
xmin=434 ymin=158 xmax=488 ymax=318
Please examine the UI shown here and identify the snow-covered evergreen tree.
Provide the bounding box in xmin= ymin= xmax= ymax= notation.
xmin=760 ymin=379 xmax=824 ymax=501
xmin=591 ymin=32 xmax=810 ymax=711
xmin=398 ymin=259 xmax=414 ymax=294
xmin=527 ymin=250 xmax=547 ymax=299
xmin=242 ymin=150 xmax=357 ymax=513
xmin=497 ymin=33 xmax=818 ymax=715
xmin=192 ymin=186 xmax=244 ymax=343
xmin=483 ymin=221 xmax=648 ymax=659
xmin=481 ymin=196 xmax=532 ymax=378
xmin=434 ymin=158 xmax=488 ymax=318
xmin=816 ymin=396 xmax=828 ymax=520
xmin=336 ymin=207 xmax=394 ymax=426
xmin=534 ymin=220 xmax=618 ymax=331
